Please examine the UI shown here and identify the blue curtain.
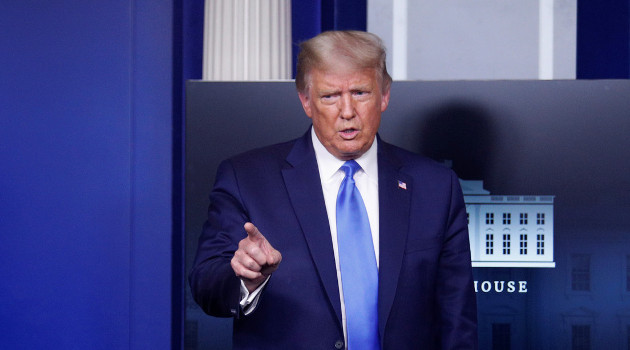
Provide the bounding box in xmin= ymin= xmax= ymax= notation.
xmin=577 ymin=0 xmax=630 ymax=78
xmin=291 ymin=0 xmax=367 ymax=77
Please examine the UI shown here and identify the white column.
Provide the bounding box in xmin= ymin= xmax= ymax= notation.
xmin=203 ymin=0 xmax=292 ymax=80
xmin=539 ymin=0 xmax=555 ymax=79
xmin=392 ymin=0 xmax=408 ymax=80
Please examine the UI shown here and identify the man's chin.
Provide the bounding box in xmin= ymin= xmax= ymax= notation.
xmin=334 ymin=147 xmax=366 ymax=161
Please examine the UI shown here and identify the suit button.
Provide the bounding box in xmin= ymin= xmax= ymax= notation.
xmin=334 ymin=340 xmax=344 ymax=349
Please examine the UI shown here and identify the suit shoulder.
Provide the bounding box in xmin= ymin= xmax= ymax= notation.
xmin=226 ymin=138 xmax=296 ymax=168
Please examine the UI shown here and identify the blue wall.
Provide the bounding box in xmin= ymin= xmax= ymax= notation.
xmin=1 ymin=1 xmax=174 ymax=348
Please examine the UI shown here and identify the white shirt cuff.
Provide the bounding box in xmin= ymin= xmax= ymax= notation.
xmin=239 ymin=276 xmax=271 ymax=315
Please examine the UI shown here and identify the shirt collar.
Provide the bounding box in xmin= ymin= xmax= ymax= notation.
xmin=311 ymin=127 xmax=378 ymax=182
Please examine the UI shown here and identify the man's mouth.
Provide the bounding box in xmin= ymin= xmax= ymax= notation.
xmin=339 ymin=128 xmax=359 ymax=139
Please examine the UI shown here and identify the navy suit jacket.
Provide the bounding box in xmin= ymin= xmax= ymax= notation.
xmin=190 ymin=129 xmax=478 ymax=349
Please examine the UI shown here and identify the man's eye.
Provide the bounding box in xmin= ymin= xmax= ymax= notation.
xmin=321 ymin=94 xmax=338 ymax=103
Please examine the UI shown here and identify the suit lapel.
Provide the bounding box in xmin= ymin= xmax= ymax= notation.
xmin=282 ymin=131 xmax=343 ymax=328
xmin=376 ymin=140 xmax=412 ymax=339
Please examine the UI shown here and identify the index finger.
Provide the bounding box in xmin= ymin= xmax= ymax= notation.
xmin=244 ymin=222 xmax=263 ymax=241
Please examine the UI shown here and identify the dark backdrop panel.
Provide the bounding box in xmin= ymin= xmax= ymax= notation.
xmin=185 ymin=80 xmax=630 ymax=349
xmin=185 ymin=82 xmax=311 ymax=349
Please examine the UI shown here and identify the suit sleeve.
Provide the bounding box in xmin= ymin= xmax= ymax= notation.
xmin=189 ymin=159 xmax=248 ymax=318
xmin=437 ymin=170 xmax=478 ymax=349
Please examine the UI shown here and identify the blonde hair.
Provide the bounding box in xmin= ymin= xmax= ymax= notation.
xmin=295 ymin=30 xmax=392 ymax=94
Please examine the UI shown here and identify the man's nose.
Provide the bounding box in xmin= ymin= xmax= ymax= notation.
xmin=339 ymin=94 xmax=354 ymax=119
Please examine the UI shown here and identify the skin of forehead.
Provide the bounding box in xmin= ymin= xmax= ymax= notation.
xmin=306 ymin=59 xmax=382 ymax=94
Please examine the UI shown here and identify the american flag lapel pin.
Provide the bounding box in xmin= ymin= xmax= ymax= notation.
xmin=398 ymin=180 xmax=407 ymax=190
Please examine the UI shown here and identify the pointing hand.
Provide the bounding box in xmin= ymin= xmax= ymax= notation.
xmin=231 ymin=222 xmax=282 ymax=292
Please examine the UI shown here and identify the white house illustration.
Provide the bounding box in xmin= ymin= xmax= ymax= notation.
xmin=460 ymin=180 xmax=555 ymax=268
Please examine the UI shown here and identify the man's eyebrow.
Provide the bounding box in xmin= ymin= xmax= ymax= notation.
xmin=350 ymin=83 xmax=372 ymax=90
xmin=318 ymin=88 xmax=341 ymax=95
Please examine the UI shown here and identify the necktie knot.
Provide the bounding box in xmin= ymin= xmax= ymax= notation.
xmin=340 ymin=160 xmax=361 ymax=180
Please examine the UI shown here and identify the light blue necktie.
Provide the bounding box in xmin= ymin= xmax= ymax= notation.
xmin=336 ymin=160 xmax=380 ymax=350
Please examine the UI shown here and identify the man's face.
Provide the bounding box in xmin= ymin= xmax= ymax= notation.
xmin=298 ymin=67 xmax=390 ymax=160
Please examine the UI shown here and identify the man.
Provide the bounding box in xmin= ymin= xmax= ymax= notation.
xmin=190 ymin=31 xmax=478 ymax=349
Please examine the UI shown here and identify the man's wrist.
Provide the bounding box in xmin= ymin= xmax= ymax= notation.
xmin=239 ymin=275 xmax=271 ymax=315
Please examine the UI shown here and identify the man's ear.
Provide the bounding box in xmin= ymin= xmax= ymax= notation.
xmin=298 ymin=91 xmax=313 ymax=118
xmin=380 ymin=86 xmax=391 ymax=112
